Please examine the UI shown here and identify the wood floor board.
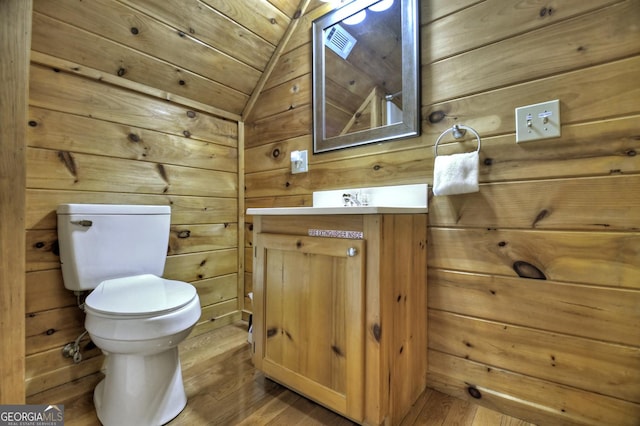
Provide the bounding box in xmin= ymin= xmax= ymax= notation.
xmin=444 ymin=397 xmax=478 ymax=425
xmin=400 ymin=387 xmax=435 ymax=426
xmin=414 ymin=389 xmax=456 ymax=425
xmin=472 ymin=406 xmax=505 ymax=426
xmin=29 ymin=322 xmax=534 ymax=425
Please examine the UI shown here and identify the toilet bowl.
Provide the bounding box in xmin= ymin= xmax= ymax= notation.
xmin=86 ymin=275 xmax=200 ymax=426
xmin=56 ymin=204 xmax=202 ymax=426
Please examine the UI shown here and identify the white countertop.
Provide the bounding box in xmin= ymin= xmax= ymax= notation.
xmin=246 ymin=206 xmax=428 ymax=215
xmin=248 ymin=184 xmax=428 ymax=215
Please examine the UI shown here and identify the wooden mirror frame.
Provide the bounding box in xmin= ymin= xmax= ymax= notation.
xmin=312 ymin=0 xmax=420 ymax=153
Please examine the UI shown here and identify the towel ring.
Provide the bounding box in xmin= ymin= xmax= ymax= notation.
xmin=434 ymin=124 xmax=481 ymax=157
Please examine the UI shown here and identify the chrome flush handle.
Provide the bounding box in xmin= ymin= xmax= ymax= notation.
xmin=70 ymin=220 xmax=93 ymax=227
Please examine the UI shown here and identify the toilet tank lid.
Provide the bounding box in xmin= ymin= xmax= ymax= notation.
xmin=57 ymin=204 xmax=170 ymax=215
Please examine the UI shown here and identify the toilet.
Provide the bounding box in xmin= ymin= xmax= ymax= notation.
xmin=56 ymin=204 xmax=201 ymax=426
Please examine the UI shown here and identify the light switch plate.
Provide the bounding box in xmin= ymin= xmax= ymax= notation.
xmin=291 ymin=150 xmax=308 ymax=174
xmin=515 ymin=99 xmax=561 ymax=143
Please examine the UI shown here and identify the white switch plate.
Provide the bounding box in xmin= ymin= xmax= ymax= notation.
xmin=291 ymin=150 xmax=308 ymax=174
xmin=515 ymin=99 xmax=561 ymax=143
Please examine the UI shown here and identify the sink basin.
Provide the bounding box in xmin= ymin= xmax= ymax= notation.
xmin=247 ymin=184 xmax=428 ymax=215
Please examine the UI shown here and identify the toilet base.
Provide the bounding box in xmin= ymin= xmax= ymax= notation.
xmin=93 ymin=347 xmax=187 ymax=426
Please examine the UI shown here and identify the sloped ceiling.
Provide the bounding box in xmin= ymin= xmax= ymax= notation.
xmin=117 ymin=0 xmax=308 ymax=119
xmin=32 ymin=0 xmax=328 ymax=120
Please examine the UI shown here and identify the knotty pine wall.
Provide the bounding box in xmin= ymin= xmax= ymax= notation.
xmin=0 ymin=0 xmax=32 ymax=404
xmin=24 ymin=0 xmax=260 ymax=399
xmin=245 ymin=0 xmax=640 ymax=424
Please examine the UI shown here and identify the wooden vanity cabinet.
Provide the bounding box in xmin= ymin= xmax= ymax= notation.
xmin=251 ymin=213 xmax=427 ymax=425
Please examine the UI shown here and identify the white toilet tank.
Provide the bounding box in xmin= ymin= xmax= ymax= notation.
xmin=57 ymin=204 xmax=172 ymax=291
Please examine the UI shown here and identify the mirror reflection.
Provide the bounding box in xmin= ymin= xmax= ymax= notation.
xmin=313 ymin=0 xmax=419 ymax=153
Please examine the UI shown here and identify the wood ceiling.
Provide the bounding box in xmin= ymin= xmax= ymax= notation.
xmin=31 ymin=0 xmax=330 ymax=121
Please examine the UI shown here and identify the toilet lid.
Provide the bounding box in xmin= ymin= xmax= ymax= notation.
xmin=85 ymin=274 xmax=197 ymax=316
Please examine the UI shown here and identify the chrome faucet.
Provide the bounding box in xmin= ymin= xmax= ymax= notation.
xmin=342 ymin=193 xmax=360 ymax=206
xmin=342 ymin=191 xmax=368 ymax=206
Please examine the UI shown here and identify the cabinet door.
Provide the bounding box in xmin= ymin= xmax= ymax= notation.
xmin=254 ymin=233 xmax=365 ymax=421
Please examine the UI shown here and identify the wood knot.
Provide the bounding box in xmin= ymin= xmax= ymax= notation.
xmin=272 ymin=148 xmax=280 ymax=158
xmin=128 ymin=133 xmax=140 ymax=142
xmin=513 ymin=261 xmax=546 ymax=280
xmin=372 ymin=323 xmax=381 ymax=342
xmin=177 ymin=30 xmax=186 ymax=37
xmin=269 ymin=18 xmax=277 ymax=25
xmin=178 ymin=79 xmax=186 ymax=86
xmin=373 ymin=164 xmax=381 ymax=171
xmin=296 ymin=240 xmax=303 ymax=248
xmin=130 ymin=27 xmax=139 ymax=35
xmin=157 ymin=163 xmax=169 ymax=182
xmin=532 ymin=209 xmax=549 ymax=227
xmin=331 ymin=345 xmax=344 ymax=356
xmin=267 ymin=328 xmax=278 ymax=338
xmin=428 ymin=110 xmax=446 ymax=123
xmin=498 ymin=241 xmax=507 ymax=247
xmin=285 ymin=182 xmax=290 ymax=187
xmin=626 ymin=149 xmax=636 ymax=157
xmin=183 ymin=130 xmax=191 ymax=138
xmin=58 ymin=151 xmax=77 ymax=177
xmin=484 ymin=158 xmax=493 ymax=166
xmin=539 ymin=7 xmax=553 ymax=17
xmin=28 ymin=120 xmax=38 ymax=127
xmin=177 ymin=230 xmax=191 ymax=239
xmin=186 ymin=111 xmax=196 ymax=118
xmin=189 ymin=27 xmax=195 ymax=34
xmin=467 ymin=386 xmax=482 ymax=399
xmin=117 ymin=67 xmax=126 ymax=76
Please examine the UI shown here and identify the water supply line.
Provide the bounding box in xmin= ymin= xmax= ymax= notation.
xmin=62 ymin=330 xmax=88 ymax=364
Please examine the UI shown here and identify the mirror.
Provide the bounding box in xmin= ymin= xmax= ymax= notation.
xmin=312 ymin=0 xmax=420 ymax=153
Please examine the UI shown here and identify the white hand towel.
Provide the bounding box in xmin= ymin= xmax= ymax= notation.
xmin=433 ymin=151 xmax=479 ymax=196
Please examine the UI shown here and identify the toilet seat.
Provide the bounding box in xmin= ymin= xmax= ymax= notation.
xmin=86 ymin=274 xmax=196 ymax=317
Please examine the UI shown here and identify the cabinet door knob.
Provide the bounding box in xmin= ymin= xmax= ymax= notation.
xmin=347 ymin=247 xmax=358 ymax=257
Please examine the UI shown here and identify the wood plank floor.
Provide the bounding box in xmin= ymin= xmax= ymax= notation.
xmin=36 ymin=322 xmax=535 ymax=425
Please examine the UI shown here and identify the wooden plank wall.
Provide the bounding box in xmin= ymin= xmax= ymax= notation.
xmin=0 ymin=0 xmax=32 ymax=404
xmin=245 ymin=0 xmax=640 ymax=424
xmin=23 ymin=0 xmax=257 ymax=399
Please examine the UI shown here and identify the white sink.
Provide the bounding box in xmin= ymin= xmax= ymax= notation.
xmin=247 ymin=184 xmax=428 ymax=215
